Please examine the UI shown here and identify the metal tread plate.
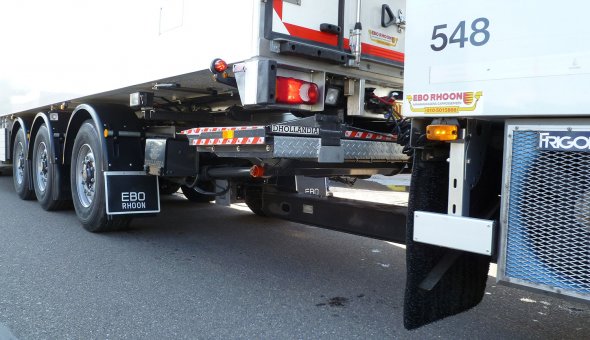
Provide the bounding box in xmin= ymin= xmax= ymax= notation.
xmin=273 ymin=136 xmax=408 ymax=161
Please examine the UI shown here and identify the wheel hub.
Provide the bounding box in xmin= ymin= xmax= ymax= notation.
xmin=36 ymin=142 xmax=49 ymax=192
xmin=76 ymin=144 xmax=96 ymax=208
xmin=15 ymin=142 xmax=25 ymax=185
xmin=82 ymin=156 xmax=95 ymax=195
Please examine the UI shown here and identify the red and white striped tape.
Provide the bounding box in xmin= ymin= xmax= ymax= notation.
xmin=191 ymin=137 xmax=266 ymax=146
xmin=345 ymin=130 xmax=396 ymax=141
xmin=180 ymin=126 xmax=265 ymax=135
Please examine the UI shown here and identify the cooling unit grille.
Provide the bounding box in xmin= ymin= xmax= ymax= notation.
xmin=503 ymin=128 xmax=590 ymax=299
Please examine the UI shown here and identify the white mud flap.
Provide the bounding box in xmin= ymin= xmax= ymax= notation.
xmin=104 ymin=171 xmax=160 ymax=215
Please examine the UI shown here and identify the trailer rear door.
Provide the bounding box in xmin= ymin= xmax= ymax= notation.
xmin=265 ymin=0 xmax=405 ymax=67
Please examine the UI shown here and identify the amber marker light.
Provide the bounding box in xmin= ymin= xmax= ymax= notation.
xmin=222 ymin=130 xmax=234 ymax=139
xmin=426 ymin=124 xmax=459 ymax=141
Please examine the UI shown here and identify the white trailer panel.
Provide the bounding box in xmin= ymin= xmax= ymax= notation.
xmin=0 ymin=0 xmax=404 ymax=117
xmin=0 ymin=0 xmax=259 ymax=115
xmin=403 ymin=0 xmax=590 ymax=117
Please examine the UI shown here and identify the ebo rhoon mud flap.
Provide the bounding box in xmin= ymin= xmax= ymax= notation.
xmin=404 ymin=149 xmax=489 ymax=330
xmin=104 ymin=172 xmax=160 ymax=215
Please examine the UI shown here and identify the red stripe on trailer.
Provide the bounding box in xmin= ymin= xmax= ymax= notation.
xmin=191 ymin=137 xmax=266 ymax=146
xmin=362 ymin=43 xmax=405 ymax=63
xmin=273 ymin=0 xmax=283 ymax=19
xmin=283 ymin=23 xmax=339 ymax=47
xmin=343 ymin=39 xmax=405 ymax=64
xmin=272 ymin=0 xmax=338 ymax=47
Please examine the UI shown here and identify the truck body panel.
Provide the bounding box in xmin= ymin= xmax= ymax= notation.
xmin=0 ymin=0 xmax=259 ymax=115
xmin=0 ymin=0 xmax=405 ymax=117
xmin=403 ymin=0 xmax=590 ymax=117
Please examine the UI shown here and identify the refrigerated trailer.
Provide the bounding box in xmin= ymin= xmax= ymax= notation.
xmin=0 ymin=0 xmax=409 ymax=229
xmin=402 ymin=0 xmax=590 ymax=330
xmin=0 ymin=3 xmax=410 ymax=266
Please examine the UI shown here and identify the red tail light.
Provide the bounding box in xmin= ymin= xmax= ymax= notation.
xmin=275 ymin=77 xmax=319 ymax=105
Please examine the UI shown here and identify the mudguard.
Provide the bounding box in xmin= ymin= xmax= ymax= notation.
xmin=404 ymin=149 xmax=489 ymax=330
xmin=63 ymin=104 xmax=144 ymax=172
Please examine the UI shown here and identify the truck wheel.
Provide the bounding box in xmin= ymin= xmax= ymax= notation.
xmin=244 ymin=185 xmax=266 ymax=216
xmin=32 ymin=125 xmax=67 ymax=210
xmin=12 ymin=127 xmax=35 ymax=200
xmin=180 ymin=182 xmax=215 ymax=203
xmin=70 ymin=121 xmax=130 ymax=232
xmin=159 ymin=179 xmax=181 ymax=195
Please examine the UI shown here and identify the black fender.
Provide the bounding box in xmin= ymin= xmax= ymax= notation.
xmin=10 ymin=117 xmax=32 ymax=159
xmin=29 ymin=111 xmax=71 ymax=164
xmin=63 ymin=103 xmax=144 ymax=172
xmin=28 ymin=112 xmax=72 ymax=201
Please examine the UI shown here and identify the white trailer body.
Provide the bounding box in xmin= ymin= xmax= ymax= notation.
xmin=401 ymin=0 xmax=590 ymax=330
xmin=0 ymin=0 xmax=405 ymax=116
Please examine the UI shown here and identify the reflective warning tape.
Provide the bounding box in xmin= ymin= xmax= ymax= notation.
xmin=180 ymin=126 xmax=265 ymax=135
xmin=344 ymin=130 xmax=396 ymax=142
xmin=190 ymin=137 xmax=266 ymax=146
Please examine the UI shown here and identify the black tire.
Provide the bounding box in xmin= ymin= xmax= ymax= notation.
xmin=70 ymin=121 xmax=131 ymax=232
xmin=12 ymin=127 xmax=35 ymax=200
xmin=159 ymin=179 xmax=181 ymax=195
xmin=180 ymin=181 xmax=215 ymax=203
xmin=244 ymin=185 xmax=266 ymax=217
xmin=32 ymin=125 xmax=68 ymax=210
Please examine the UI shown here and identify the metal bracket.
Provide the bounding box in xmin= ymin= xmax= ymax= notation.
xmin=448 ymin=120 xmax=490 ymax=216
xmin=381 ymin=5 xmax=406 ymax=33
xmin=418 ymin=250 xmax=461 ymax=291
xmin=270 ymin=39 xmax=351 ymax=64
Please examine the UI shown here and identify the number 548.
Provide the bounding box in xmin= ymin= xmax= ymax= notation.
xmin=431 ymin=18 xmax=490 ymax=51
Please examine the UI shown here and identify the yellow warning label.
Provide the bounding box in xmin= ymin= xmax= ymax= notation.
xmin=405 ymin=91 xmax=483 ymax=114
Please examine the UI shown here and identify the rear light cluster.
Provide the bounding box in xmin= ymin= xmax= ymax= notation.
xmin=275 ymin=77 xmax=319 ymax=105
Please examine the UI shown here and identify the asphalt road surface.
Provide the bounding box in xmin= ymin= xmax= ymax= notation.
xmin=0 ymin=173 xmax=588 ymax=339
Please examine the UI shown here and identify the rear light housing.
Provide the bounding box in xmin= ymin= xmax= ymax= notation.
xmin=275 ymin=77 xmax=319 ymax=105
xmin=210 ymin=58 xmax=228 ymax=74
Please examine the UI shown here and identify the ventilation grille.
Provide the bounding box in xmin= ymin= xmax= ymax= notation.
xmin=504 ymin=129 xmax=590 ymax=298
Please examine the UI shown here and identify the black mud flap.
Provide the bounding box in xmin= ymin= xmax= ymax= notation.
xmin=404 ymin=150 xmax=489 ymax=330
xmin=105 ymin=171 xmax=160 ymax=215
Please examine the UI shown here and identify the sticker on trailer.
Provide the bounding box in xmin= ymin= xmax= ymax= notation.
xmin=270 ymin=125 xmax=319 ymax=135
xmin=405 ymin=91 xmax=484 ymax=115
xmin=538 ymin=131 xmax=590 ymax=152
